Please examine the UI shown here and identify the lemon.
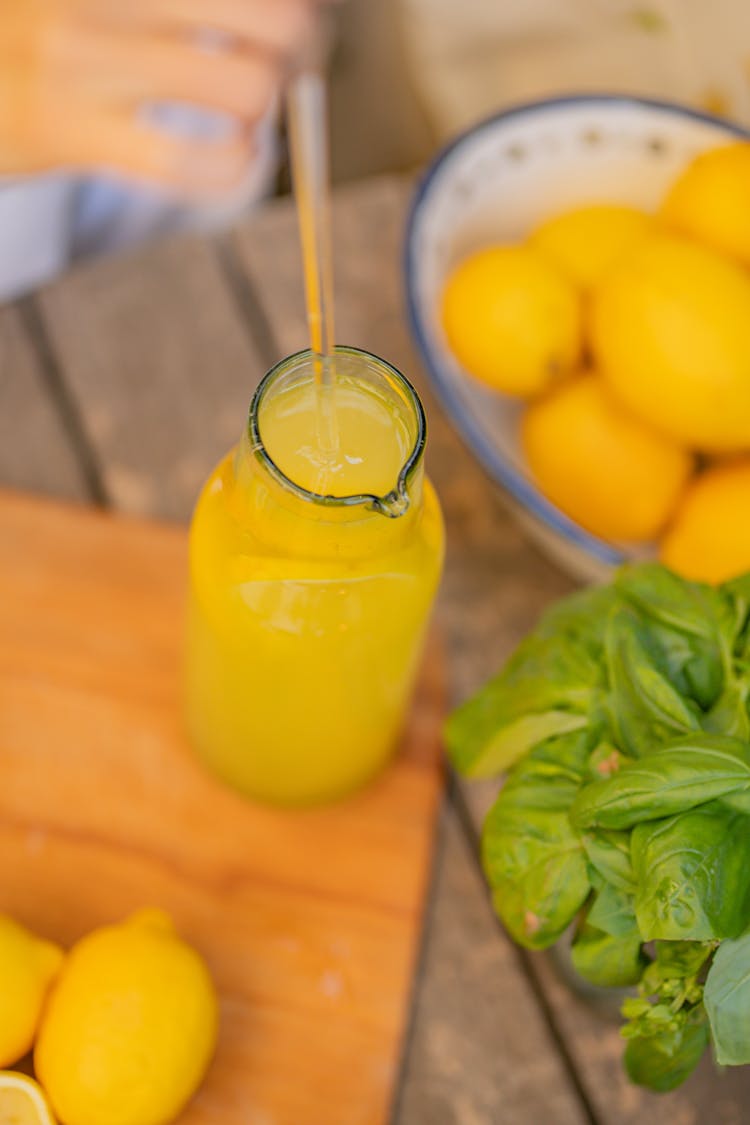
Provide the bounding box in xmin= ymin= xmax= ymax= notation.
xmin=0 ymin=1072 xmax=57 ymax=1124
xmin=35 ymin=909 xmax=218 ymax=1125
xmin=591 ymin=234 xmax=750 ymax=451
xmin=529 ymin=203 xmax=652 ymax=290
xmin=0 ymin=915 xmax=63 ymax=1068
xmin=662 ymin=142 xmax=750 ymax=265
xmin=441 ymin=245 xmax=581 ymax=396
xmin=522 ymin=374 xmax=692 ymax=543
xmin=661 ymin=459 xmax=750 ymax=583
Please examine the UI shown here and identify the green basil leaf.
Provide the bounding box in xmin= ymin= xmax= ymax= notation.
xmin=703 ymin=679 xmax=750 ymax=741
xmin=642 ymin=620 xmax=722 ymax=712
xmin=582 ymin=829 xmax=636 ymax=892
xmin=723 ymin=571 xmax=750 ymax=607
xmin=623 ymin=1015 xmax=708 ymax=1092
xmin=450 ymin=710 xmax=587 ymax=779
xmin=683 ymin=651 xmax=725 ymax=713
xmin=446 ymin=586 xmax=614 ymax=777
xmin=616 ymin=564 xmax=724 ymax=642
xmin=616 ymin=564 xmax=727 ymax=708
xmin=571 ymin=922 xmax=646 ymax=987
xmin=632 ymin=803 xmax=750 ymax=941
xmin=654 ymin=940 xmax=714 ymax=980
xmin=526 ymin=728 xmax=592 ymax=773
xmin=722 ymin=572 xmax=750 ymax=653
xmin=482 ymin=774 xmax=590 ymax=950
xmin=605 ymin=607 xmax=701 ymax=758
xmin=587 ymin=742 xmax=628 ymax=781
xmin=721 ymin=789 xmax=750 ymax=813
xmin=483 ymin=732 xmax=592 ymax=820
xmin=587 ymin=882 xmax=639 ymax=938
xmin=704 ymin=926 xmax=750 ymax=1065
xmin=570 ymin=735 xmax=750 ymax=830
xmin=538 ymin=583 xmax=620 ymax=651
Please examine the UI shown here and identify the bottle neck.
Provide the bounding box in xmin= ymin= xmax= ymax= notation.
xmin=224 ymin=346 xmax=428 ymax=560
xmin=229 ymin=429 xmax=425 ymax=560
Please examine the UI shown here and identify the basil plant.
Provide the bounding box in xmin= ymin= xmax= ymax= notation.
xmin=447 ymin=564 xmax=750 ymax=1092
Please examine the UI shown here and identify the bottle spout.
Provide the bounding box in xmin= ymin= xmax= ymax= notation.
xmin=371 ymin=489 xmax=411 ymax=519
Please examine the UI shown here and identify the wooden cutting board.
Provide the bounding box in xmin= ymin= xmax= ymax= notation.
xmin=0 ymin=490 xmax=444 ymax=1125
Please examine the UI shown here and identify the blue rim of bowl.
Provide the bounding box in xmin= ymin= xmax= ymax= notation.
xmin=404 ymin=92 xmax=750 ymax=567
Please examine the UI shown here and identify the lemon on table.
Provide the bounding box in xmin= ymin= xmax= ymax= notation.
xmin=662 ymin=142 xmax=750 ymax=265
xmin=0 ymin=915 xmax=64 ymax=1068
xmin=661 ymin=459 xmax=750 ymax=583
xmin=591 ymin=234 xmax=750 ymax=451
xmin=35 ymin=909 xmax=218 ymax=1125
xmin=0 ymin=1072 xmax=57 ymax=1124
xmin=522 ymin=374 xmax=692 ymax=543
xmin=441 ymin=245 xmax=581 ymax=396
xmin=529 ymin=203 xmax=651 ymax=290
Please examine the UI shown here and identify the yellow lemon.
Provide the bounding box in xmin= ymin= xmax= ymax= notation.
xmin=0 ymin=1072 xmax=57 ymax=1124
xmin=0 ymin=915 xmax=63 ymax=1067
xmin=591 ymin=234 xmax=750 ymax=451
xmin=530 ymin=203 xmax=652 ymax=290
xmin=35 ymin=909 xmax=218 ymax=1125
xmin=522 ymin=374 xmax=692 ymax=543
xmin=661 ymin=459 xmax=750 ymax=583
xmin=662 ymin=142 xmax=750 ymax=265
xmin=441 ymin=245 xmax=581 ymax=396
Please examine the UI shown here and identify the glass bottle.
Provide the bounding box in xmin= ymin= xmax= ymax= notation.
xmin=186 ymin=347 xmax=444 ymax=805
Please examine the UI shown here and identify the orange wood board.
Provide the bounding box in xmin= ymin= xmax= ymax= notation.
xmin=0 ymin=490 xmax=444 ymax=1125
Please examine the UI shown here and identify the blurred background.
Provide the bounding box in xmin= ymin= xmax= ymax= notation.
xmin=328 ymin=0 xmax=434 ymax=182
xmin=329 ymin=0 xmax=750 ymax=183
xmin=5 ymin=0 xmax=750 ymax=302
xmin=6 ymin=5 xmax=750 ymax=1120
xmin=5 ymin=0 xmax=750 ymax=582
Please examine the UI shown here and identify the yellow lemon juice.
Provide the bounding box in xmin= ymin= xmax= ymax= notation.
xmin=186 ymin=347 xmax=444 ymax=805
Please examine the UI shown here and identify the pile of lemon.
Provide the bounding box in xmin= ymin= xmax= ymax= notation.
xmin=0 ymin=909 xmax=217 ymax=1125
xmin=441 ymin=142 xmax=750 ymax=583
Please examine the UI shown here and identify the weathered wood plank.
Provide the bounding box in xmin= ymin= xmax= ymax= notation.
xmin=528 ymin=951 xmax=750 ymax=1125
xmin=0 ymin=306 xmax=86 ymax=500
xmin=396 ymin=808 xmax=585 ymax=1125
xmin=35 ymin=237 xmax=266 ymax=522
xmin=231 ymin=180 xmax=592 ymax=1124
xmin=232 ymin=176 xmax=750 ymax=1123
xmin=230 ymin=176 xmax=413 ymax=360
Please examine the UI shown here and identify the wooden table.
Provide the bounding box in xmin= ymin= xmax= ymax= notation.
xmin=3 ymin=175 xmax=749 ymax=1125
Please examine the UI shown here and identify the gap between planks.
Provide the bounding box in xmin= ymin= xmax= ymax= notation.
xmin=14 ymin=185 xmax=604 ymax=1123
xmin=450 ymin=778 xmax=602 ymax=1125
xmin=214 ymin=233 xmax=282 ymax=372
xmin=222 ymin=179 xmax=615 ymax=1124
xmin=15 ymin=295 xmax=111 ymax=508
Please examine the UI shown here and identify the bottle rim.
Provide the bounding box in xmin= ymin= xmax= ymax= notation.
xmin=248 ymin=346 xmax=427 ymax=518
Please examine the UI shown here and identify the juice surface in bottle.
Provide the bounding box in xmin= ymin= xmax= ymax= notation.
xmin=186 ymin=347 xmax=444 ymax=805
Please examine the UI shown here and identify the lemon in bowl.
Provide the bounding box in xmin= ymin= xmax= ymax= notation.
xmin=662 ymin=141 xmax=750 ymax=265
xmin=521 ymin=374 xmax=692 ymax=544
xmin=661 ymin=459 xmax=750 ymax=584
xmin=441 ymin=244 xmax=581 ymax=396
xmin=529 ymin=203 xmax=652 ymax=291
xmin=591 ymin=233 xmax=750 ymax=453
